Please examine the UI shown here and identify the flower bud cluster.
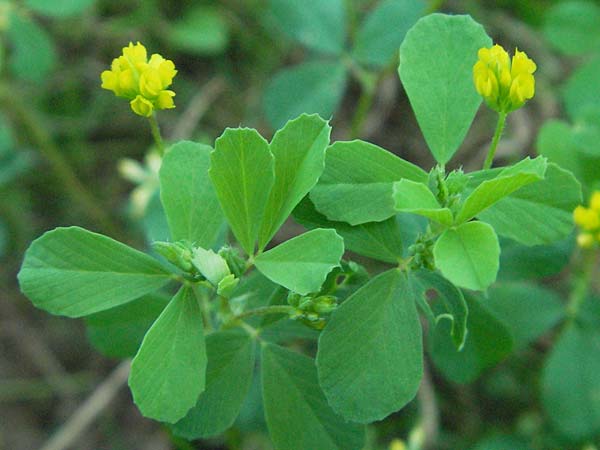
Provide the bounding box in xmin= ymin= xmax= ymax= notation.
xmin=101 ymin=42 xmax=177 ymax=117
xmin=473 ymin=44 xmax=536 ymax=113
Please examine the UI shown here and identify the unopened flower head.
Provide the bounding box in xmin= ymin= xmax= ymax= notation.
xmin=101 ymin=42 xmax=177 ymax=117
xmin=473 ymin=44 xmax=536 ymax=113
xmin=573 ymin=191 xmax=600 ymax=248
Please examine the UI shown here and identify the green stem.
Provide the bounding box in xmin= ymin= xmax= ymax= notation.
xmin=231 ymin=305 xmax=295 ymax=321
xmin=0 ymin=84 xmax=120 ymax=237
xmin=482 ymin=112 xmax=507 ymax=170
xmin=191 ymin=284 xmax=213 ymax=332
xmin=148 ymin=113 xmax=165 ymax=157
xmin=566 ymin=250 xmax=598 ymax=321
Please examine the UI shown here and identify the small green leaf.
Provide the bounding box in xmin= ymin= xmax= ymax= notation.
xmin=478 ymin=164 xmax=582 ymax=246
xmin=18 ymin=227 xmax=171 ymax=317
xmin=167 ymin=6 xmax=229 ymax=55
xmin=254 ymin=229 xmax=344 ymax=295
xmin=433 ymin=221 xmax=500 ymax=291
xmin=268 ymin=0 xmax=346 ymax=55
xmin=7 ymin=11 xmax=57 ymax=83
xmin=429 ymin=292 xmax=513 ymax=384
xmin=393 ymin=179 xmax=453 ymax=225
xmin=129 ymin=286 xmax=206 ymax=423
xmin=317 ymin=270 xmax=423 ymax=423
xmin=542 ymin=323 xmax=600 ymax=439
xmin=85 ymin=293 xmax=169 ymax=358
xmin=412 ymin=270 xmax=468 ymax=350
xmin=543 ymin=1 xmax=600 ymax=56
xmin=456 ymin=156 xmax=547 ymax=224
xmin=352 ymin=0 xmax=425 ymax=67
xmin=486 ymin=282 xmax=564 ymax=349
xmin=160 ymin=141 xmax=225 ymax=248
xmin=261 ymin=343 xmax=365 ymax=450
xmin=264 ymin=61 xmax=348 ymax=130
xmin=399 ymin=14 xmax=491 ymax=164
xmin=192 ymin=247 xmax=230 ymax=286
xmin=172 ymin=330 xmax=255 ymax=439
xmin=210 ymin=128 xmax=275 ymax=255
xmin=258 ymin=114 xmax=331 ymax=249
xmin=311 ymin=140 xmax=428 ymax=225
xmin=293 ymin=196 xmax=404 ymax=263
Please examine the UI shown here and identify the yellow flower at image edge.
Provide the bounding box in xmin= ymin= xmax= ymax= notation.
xmin=573 ymin=191 xmax=600 ymax=249
xmin=101 ymin=42 xmax=177 ymax=117
xmin=473 ymin=44 xmax=536 ymax=113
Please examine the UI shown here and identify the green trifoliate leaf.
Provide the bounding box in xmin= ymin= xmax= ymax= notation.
xmin=258 ymin=114 xmax=330 ymax=249
xmin=293 ymin=196 xmax=404 ymax=264
xmin=210 ymin=128 xmax=275 ymax=255
xmin=160 ymin=141 xmax=225 ymax=248
xmin=85 ymin=293 xmax=169 ymax=358
xmin=399 ymin=14 xmax=491 ymax=164
xmin=18 ymin=227 xmax=171 ymax=318
xmin=429 ymin=292 xmax=513 ymax=384
xmin=264 ymin=61 xmax=348 ymax=130
xmin=542 ymin=323 xmax=600 ymax=440
xmin=172 ymin=330 xmax=255 ymax=439
xmin=478 ymin=163 xmax=581 ymax=246
xmin=455 ymin=156 xmax=547 ymax=224
xmin=317 ymin=270 xmax=423 ymax=423
xmin=129 ymin=286 xmax=207 ymax=423
xmin=352 ymin=0 xmax=425 ymax=68
xmin=268 ymin=0 xmax=346 ymax=55
xmin=433 ymin=221 xmax=500 ymax=291
xmin=261 ymin=343 xmax=366 ymax=450
xmin=393 ymin=179 xmax=453 ymax=226
xmin=412 ymin=270 xmax=468 ymax=351
xmin=254 ymin=229 xmax=344 ymax=295
xmin=311 ymin=140 xmax=428 ymax=225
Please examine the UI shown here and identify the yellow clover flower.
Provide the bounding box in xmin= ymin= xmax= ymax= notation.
xmin=101 ymin=42 xmax=177 ymax=117
xmin=573 ymin=191 xmax=600 ymax=248
xmin=473 ymin=44 xmax=536 ymax=113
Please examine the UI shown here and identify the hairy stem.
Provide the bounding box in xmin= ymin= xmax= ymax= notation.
xmin=483 ymin=112 xmax=507 ymax=170
xmin=148 ymin=113 xmax=165 ymax=156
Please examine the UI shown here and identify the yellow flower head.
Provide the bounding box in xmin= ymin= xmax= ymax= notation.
xmin=473 ymin=44 xmax=536 ymax=113
xmin=573 ymin=190 xmax=600 ymax=248
xmin=101 ymin=42 xmax=177 ymax=117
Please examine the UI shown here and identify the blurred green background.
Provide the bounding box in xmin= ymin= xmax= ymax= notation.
xmin=2 ymin=0 xmax=600 ymax=449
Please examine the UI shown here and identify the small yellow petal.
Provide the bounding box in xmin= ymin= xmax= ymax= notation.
xmin=155 ymin=90 xmax=176 ymax=110
xmin=130 ymin=95 xmax=154 ymax=117
xmin=101 ymin=70 xmax=119 ymax=93
xmin=139 ymin=69 xmax=163 ymax=98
